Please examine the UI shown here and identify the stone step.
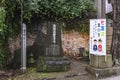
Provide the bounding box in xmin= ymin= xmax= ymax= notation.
xmin=37 ymin=57 xmax=70 ymax=72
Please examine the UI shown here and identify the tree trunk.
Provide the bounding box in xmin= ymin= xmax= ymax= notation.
xmin=111 ymin=0 xmax=120 ymax=65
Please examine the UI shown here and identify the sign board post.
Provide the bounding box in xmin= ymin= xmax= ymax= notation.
xmin=89 ymin=19 xmax=106 ymax=56
xmin=21 ymin=23 xmax=26 ymax=73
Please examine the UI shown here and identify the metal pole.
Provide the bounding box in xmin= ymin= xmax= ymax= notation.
xmin=21 ymin=0 xmax=26 ymax=73
xmin=101 ymin=0 xmax=106 ymax=18
xmin=97 ymin=0 xmax=102 ymax=18
xmin=101 ymin=0 xmax=107 ymax=62
xmin=97 ymin=0 xmax=107 ymax=62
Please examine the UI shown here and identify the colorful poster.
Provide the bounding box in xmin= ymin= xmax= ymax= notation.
xmin=89 ymin=19 xmax=106 ymax=55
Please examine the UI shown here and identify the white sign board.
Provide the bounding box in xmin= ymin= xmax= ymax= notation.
xmin=89 ymin=19 xmax=106 ymax=55
xmin=106 ymin=0 xmax=113 ymax=14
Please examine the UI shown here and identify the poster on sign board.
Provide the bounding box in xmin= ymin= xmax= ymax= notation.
xmin=89 ymin=19 xmax=106 ymax=55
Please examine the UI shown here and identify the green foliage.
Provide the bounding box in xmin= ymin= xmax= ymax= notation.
xmin=0 ymin=0 xmax=95 ymax=67
xmin=0 ymin=48 xmax=5 ymax=67
xmin=0 ymin=7 xmax=7 ymax=67
xmin=62 ymin=19 xmax=91 ymax=34
xmin=3 ymin=0 xmax=21 ymax=36
xmin=83 ymin=50 xmax=89 ymax=57
xmin=4 ymin=0 xmax=95 ymax=23
xmin=25 ymin=0 xmax=94 ymax=21
xmin=0 ymin=5 xmax=11 ymax=67
xmin=0 ymin=45 xmax=10 ymax=67
xmin=0 ymin=7 xmax=6 ymax=40
xmin=3 ymin=0 xmax=95 ymax=35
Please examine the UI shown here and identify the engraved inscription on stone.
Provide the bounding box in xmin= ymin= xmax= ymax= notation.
xmin=49 ymin=45 xmax=60 ymax=56
xmin=43 ymin=22 xmax=63 ymax=57
xmin=45 ymin=48 xmax=49 ymax=56
xmin=52 ymin=24 xmax=56 ymax=44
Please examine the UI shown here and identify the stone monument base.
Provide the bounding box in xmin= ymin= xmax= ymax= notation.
xmin=86 ymin=54 xmax=120 ymax=78
xmin=90 ymin=54 xmax=113 ymax=68
xmin=86 ymin=65 xmax=120 ymax=78
xmin=37 ymin=57 xmax=70 ymax=72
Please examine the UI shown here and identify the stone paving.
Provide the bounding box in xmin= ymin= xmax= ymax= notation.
xmin=100 ymin=75 xmax=120 ymax=80
xmin=9 ymin=59 xmax=120 ymax=80
xmin=45 ymin=59 xmax=120 ymax=80
xmin=41 ymin=59 xmax=97 ymax=80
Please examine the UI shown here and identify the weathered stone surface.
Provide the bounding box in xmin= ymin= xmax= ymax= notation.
xmin=8 ymin=29 xmax=89 ymax=60
xmin=90 ymin=54 xmax=112 ymax=68
xmin=106 ymin=27 xmax=113 ymax=54
xmin=36 ymin=21 xmax=70 ymax=72
xmin=7 ymin=46 xmax=33 ymax=69
xmin=62 ymin=32 xmax=89 ymax=57
xmin=32 ymin=21 xmax=47 ymax=60
xmin=107 ymin=35 xmax=112 ymax=40
xmin=37 ymin=57 xmax=70 ymax=72
xmin=46 ymin=45 xmax=60 ymax=56
xmin=44 ymin=21 xmax=63 ymax=57
xmin=106 ymin=27 xmax=113 ymax=36
xmin=86 ymin=65 xmax=119 ymax=78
